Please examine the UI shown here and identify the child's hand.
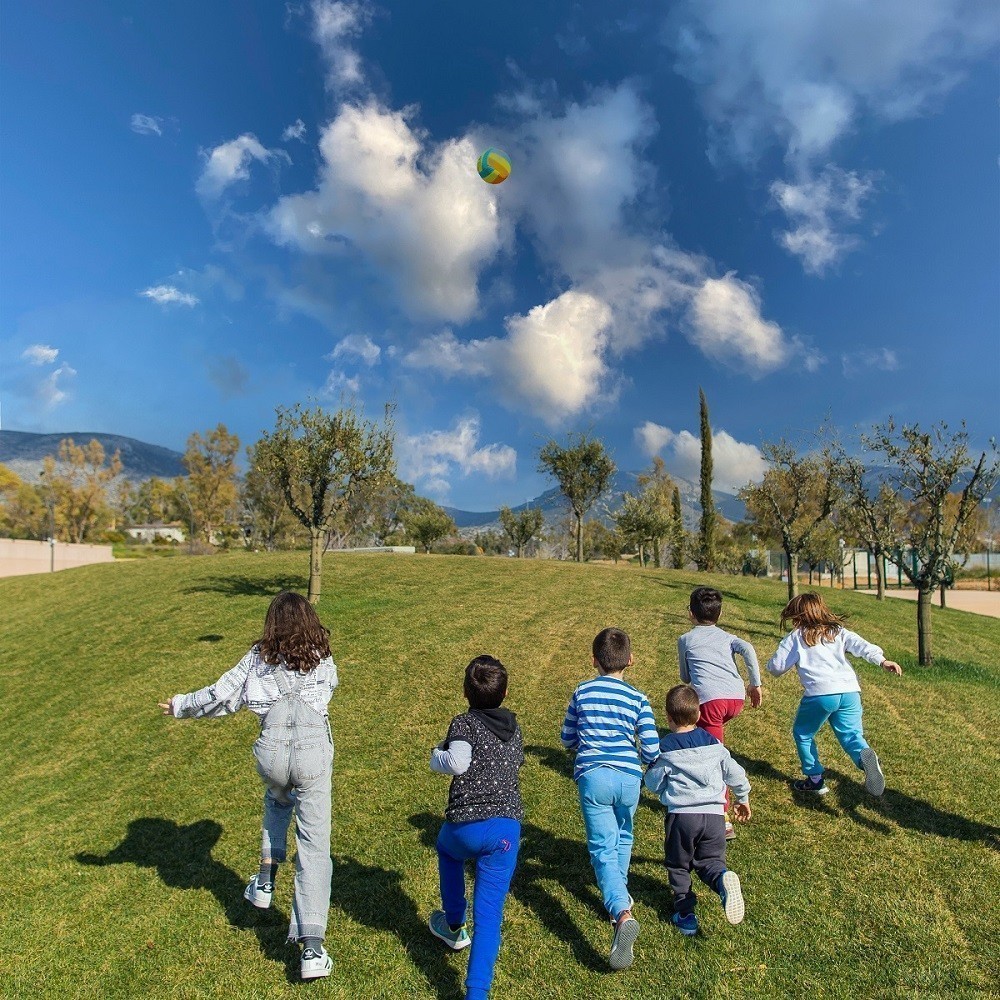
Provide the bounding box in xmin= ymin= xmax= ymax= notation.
xmin=732 ymin=802 xmax=752 ymax=822
xmin=158 ymin=699 xmax=174 ymax=716
xmin=748 ymin=685 xmax=763 ymax=708
xmin=881 ymin=660 xmax=903 ymax=675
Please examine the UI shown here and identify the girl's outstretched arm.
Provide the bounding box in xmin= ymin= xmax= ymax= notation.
xmin=166 ymin=652 xmax=255 ymax=719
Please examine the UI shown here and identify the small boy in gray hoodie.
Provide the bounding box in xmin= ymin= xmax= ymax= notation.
xmin=644 ymin=684 xmax=751 ymax=936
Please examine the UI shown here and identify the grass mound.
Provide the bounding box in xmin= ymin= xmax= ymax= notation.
xmin=2 ymin=553 xmax=997 ymax=998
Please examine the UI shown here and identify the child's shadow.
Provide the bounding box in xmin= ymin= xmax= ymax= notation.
xmin=75 ymin=817 xmax=298 ymax=981
xmin=330 ymin=856 xmax=464 ymax=999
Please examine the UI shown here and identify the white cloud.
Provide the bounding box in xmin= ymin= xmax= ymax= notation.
xmin=323 ymin=370 xmax=361 ymax=396
xmin=139 ymin=285 xmax=200 ymax=307
xmin=196 ymin=134 xmax=288 ymax=200
xmin=38 ymin=364 xmax=76 ymax=409
xmin=130 ymin=114 xmax=164 ymax=136
xmin=841 ymin=347 xmax=900 ymax=375
xmin=771 ymin=167 xmax=877 ymax=273
xmin=330 ymin=333 xmax=381 ymax=365
xmin=687 ymin=273 xmax=790 ymax=376
xmin=635 ymin=422 xmax=767 ymax=492
xmin=311 ymin=0 xmax=372 ymax=92
xmin=22 ymin=344 xmax=59 ymax=366
xmin=268 ymin=101 xmax=508 ymax=322
xmin=400 ymin=414 xmax=517 ymax=497
xmin=282 ymin=119 xmax=307 ymax=142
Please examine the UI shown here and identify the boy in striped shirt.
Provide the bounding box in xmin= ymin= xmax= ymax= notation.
xmin=560 ymin=628 xmax=660 ymax=971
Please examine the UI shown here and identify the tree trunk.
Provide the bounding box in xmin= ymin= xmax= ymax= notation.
xmin=653 ymin=537 xmax=661 ymax=569
xmin=575 ymin=513 xmax=583 ymax=563
xmin=874 ymin=551 xmax=885 ymax=600
xmin=308 ymin=527 xmax=324 ymax=605
xmin=917 ymin=587 xmax=933 ymax=665
xmin=786 ymin=548 xmax=798 ymax=601
xmin=516 ymin=542 xmax=523 ymax=558
xmin=939 ymin=582 xmax=947 ymax=608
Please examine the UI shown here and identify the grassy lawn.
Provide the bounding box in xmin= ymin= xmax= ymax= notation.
xmin=2 ymin=553 xmax=998 ymax=999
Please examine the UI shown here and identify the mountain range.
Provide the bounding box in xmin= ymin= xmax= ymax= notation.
xmin=0 ymin=429 xmax=745 ymax=528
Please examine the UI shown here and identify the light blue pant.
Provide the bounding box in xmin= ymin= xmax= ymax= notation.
xmin=437 ymin=817 xmax=520 ymax=1000
xmin=577 ymin=766 xmax=640 ymax=921
xmin=793 ymin=692 xmax=868 ymax=776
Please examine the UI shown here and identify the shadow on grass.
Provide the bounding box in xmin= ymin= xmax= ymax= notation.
xmin=330 ymin=856 xmax=464 ymax=1000
xmin=182 ymin=574 xmax=307 ymax=598
xmin=75 ymin=817 xmax=298 ymax=981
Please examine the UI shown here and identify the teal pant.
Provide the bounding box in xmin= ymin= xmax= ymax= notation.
xmin=793 ymin=692 xmax=868 ymax=776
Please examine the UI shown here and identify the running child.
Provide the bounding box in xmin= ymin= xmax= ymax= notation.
xmin=428 ymin=655 xmax=524 ymax=1000
xmin=159 ymin=591 xmax=338 ymax=981
xmin=766 ymin=592 xmax=902 ymax=796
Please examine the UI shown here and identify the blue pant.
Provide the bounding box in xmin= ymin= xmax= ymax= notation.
xmin=577 ymin=766 xmax=640 ymax=921
xmin=437 ymin=817 xmax=520 ymax=1000
xmin=793 ymin=692 xmax=868 ymax=776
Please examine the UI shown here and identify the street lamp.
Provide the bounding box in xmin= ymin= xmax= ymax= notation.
xmin=38 ymin=470 xmax=56 ymax=572
xmin=985 ymin=498 xmax=993 ymax=592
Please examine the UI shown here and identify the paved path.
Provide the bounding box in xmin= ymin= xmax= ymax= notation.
xmin=858 ymin=589 xmax=1000 ymax=619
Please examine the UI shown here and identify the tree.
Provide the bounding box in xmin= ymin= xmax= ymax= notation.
xmin=538 ymin=433 xmax=616 ymax=563
xmin=241 ymin=444 xmax=303 ymax=551
xmin=498 ymin=506 xmax=545 ymax=558
xmin=865 ymin=420 xmax=998 ymax=664
xmin=616 ymin=491 xmax=671 ymax=567
xmin=636 ymin=456 xmax=676 ymax=568
xmin=40 ymin=438 xmax=123 ymax=543
xmin=697 ymin=388 xmax=716 ymax=571
xmin=178 ymin=425 xmax=240 ymax=544
xmin=739 ymin=441 xmax=842 ymax=600
xmin=405 ymin=499 xmax=456 ymax=553
xmin=837 ymin=455 xmax=906 ymax=600
xmin=669 ymin=486 xmax=686 ymax=569
xmin=0 ymin=464 xmax=46 ymax=539
xmin=254 ymin=403 xmax=395 ymax=603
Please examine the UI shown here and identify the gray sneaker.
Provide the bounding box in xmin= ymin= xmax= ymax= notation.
xmin=609 ymin=913 xmax=640 ymax=970
xmin=301 ymin=947 xmax=332 ymax=980
xmin=860 ymin=747 xmax=885 ymax=796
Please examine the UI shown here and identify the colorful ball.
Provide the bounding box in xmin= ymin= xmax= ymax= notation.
xmin=477 ymin=147 xmax=511 ymax=184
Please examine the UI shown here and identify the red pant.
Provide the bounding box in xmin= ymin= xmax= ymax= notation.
xmin=696 ymin=698 xmax=745 ymax=810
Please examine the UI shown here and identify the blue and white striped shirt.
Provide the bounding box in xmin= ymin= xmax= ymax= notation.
xmin=560 ymin=675 xmax=660 ymax=781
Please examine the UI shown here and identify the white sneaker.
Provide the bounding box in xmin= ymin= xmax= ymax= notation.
xmin=243 ymin=875 xmax=273 ymax=909
xmin=860 ymin=747 xmax=885 ymax=796
xmin=301 ymin=947 xmax=332 ymax=980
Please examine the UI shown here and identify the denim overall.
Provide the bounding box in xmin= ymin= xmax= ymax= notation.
xmin=252 ymin=667 xmax=334 ymax=942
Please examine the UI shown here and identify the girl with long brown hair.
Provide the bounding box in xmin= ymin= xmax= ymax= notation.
xmin=766 ymin=593 xmax=902 ymax=796
xmin=159 ymin=592 xmax=338 ymax=981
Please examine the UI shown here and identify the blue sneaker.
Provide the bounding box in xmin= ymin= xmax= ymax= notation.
xmin=428 ymin=909 xmax=471 ymax=950
xmin=671 ymin=912 xmax=698 ymax=936
xmin=792 ymin=775 xmax=829 ymax=795
xmin=718 ymin=870 xmax=744 ymax=924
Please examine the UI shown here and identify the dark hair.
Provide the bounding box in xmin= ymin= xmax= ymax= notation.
xmin=592 ymin=627 xmax=631 ymax=673
xmin=666 ymin=684 xmax=701 ymax=726
xmin=780 ymin=593 xmax=846 ymax=646
xmin=689 ymin=586 xmax=723 ymax=624
xmin=464 ymin=655 xmax=508 ymax=709
xmin=257 ymin=592 xmax=331 ymax=673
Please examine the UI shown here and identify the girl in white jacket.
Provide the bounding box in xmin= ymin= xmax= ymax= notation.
xmin=767 ymin=593 xmax=902 ymax=796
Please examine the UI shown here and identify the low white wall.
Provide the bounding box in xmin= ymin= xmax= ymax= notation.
xmin=0 ymin=538 xmax=115 ymax=578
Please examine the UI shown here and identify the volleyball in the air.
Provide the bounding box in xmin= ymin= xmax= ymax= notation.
xmin=477 ymin=147 xmax=511 ymax=184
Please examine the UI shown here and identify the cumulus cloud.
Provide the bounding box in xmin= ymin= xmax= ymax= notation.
xmin=635 ymin=422 xmax=767 ymax=492
xmin=330 ymin=333 xmax=381 ymax=365
xmin=38 ymin=364 xmax=76 ymax=409
xmin=139 ymin=285 xmax=200 ymax=307
xmin=841 ymin=347 xmax=899 ymax=375
xmin=771 ymin=167 xmax=878 ymax=273
xmin=196 ymin=134 xmax=288 ymax=200
xmin=22 ymin=344 xmax=59 ymax=366
xmin=323 ymin=370 xmax=361 ymax=396
xmin=282 ymin=119 xmax=307 ymax=142
xmin=130 ymin=114 xmax=164 ymax=136
xmin=311 ymin=0 xmax=372 ymax=92
xmin=268 ymin=101 xmax=507 ymax=322
xmin=400 ymin=415 xmax=517 ymax=497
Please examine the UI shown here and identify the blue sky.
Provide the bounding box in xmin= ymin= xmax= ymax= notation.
xmin=2 ymin=1 xmax=998 ymax=509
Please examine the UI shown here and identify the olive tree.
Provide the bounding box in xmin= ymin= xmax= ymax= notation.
xmin=498 ymin=505 xmax=545 ymax=557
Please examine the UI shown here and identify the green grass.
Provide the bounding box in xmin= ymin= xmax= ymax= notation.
xmin=2 ymin=553 xmax=998 ymax=999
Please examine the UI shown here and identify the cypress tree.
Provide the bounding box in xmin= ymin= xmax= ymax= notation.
xmin=698 ymin=388 xmax=715 ymax=571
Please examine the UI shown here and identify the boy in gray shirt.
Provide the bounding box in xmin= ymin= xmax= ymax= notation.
xmin=644 ymin=684 xmax=751 ymax=937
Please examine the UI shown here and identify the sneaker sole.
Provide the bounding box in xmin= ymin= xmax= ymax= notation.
xmin=725 ymin=826 xmax=737 ymax=841
xmin=720 ymin=871 xmax=744 ymax=925
xmin=301 ymin=958 xmax=332 ymax=980
xmin=860 ymin=747 xmax=885 ymax=796
xmin=609 ymin=917 xmax=640 ymax=970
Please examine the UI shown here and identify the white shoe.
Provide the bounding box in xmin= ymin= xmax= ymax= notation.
xmin=243 ymin=875 xmax=273 ymax=909
xmin=860 ymin=747 xmax=885 ymax=796
xmin=719 ymin=870 xmax=744 ymax=925
xmin=301 ymin=947 xmax=332 ymax=980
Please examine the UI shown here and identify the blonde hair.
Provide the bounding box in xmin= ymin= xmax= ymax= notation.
xmin=780 ymin=592 xmax=847 ymax=647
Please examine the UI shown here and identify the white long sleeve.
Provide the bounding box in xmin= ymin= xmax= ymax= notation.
xmin=767 ymin=628 xmax=884 ymax=697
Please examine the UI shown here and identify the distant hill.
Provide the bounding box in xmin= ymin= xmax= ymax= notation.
xmin=0 ymin=430 xmax=185 ymax=481
xmin=444 ymin=469 xmax=747 ymax=532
